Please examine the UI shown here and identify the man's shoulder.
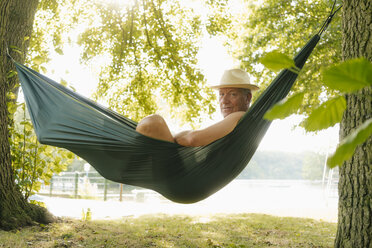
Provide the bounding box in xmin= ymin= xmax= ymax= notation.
xmin=226 ymin=111 xmax=245 ymax=119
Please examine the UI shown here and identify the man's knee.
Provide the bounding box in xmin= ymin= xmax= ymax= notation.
xmin=140 ymin=114 xmax=167 ymax=127
xmin=136 ymin=114 xmax=166 ymax=135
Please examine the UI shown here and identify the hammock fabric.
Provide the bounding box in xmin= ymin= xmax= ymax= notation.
xmin=13 ymin=34 xmax=320 ymax=203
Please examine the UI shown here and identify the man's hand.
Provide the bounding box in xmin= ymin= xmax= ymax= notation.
xmin=174 ymin=130 xmax=193 ymax=146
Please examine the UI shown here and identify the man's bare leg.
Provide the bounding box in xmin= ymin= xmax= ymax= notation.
xmin=136 ymin=114 xmax=174 ymax=142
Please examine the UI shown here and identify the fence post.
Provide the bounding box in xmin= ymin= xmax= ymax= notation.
xmin=74 ymin=172 xmax=79 ymax=199
xmin=119 ymin=184 xmax=123 ymax=202
xmin=104 ymin=179 xmax=108 ymax=201
xmin=49 ymin=176 xmax=54 ymax=197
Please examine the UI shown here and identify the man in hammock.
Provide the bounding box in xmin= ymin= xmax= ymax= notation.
xmin=136 ymin=69 xmax=259 ymax=147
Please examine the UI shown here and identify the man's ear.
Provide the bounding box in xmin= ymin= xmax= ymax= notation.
xmin=246 ymin=92 xmax=252 ymax=105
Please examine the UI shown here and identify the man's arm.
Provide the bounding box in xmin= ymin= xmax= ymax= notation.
xmin=173 ymin=130 xmax=192 ymax=140
xmin=174 ymin=111 xmax=245 ymax=147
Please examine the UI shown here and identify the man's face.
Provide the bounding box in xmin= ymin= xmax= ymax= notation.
xmin=219 ymin=88 xmax=251 ymax=118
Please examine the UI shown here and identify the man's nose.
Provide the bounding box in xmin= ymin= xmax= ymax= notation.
xmin=220 ymin=95 xmax=230 ymax=103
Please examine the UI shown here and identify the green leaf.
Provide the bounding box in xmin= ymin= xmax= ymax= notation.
xmin=302 ymin=96 xmax=346 ymax=131
xmin=55 ymin=48 xmax=64 ymax=55
xmin=7 ymin=92 xmax=17 ymax=100
xmin=40 ymin=66 xmax=47 ymax=74
xmin=10 ymin=45 xmax=23 ymax=55
xmin=7 ymin=102 xmax=18 ymax=114
xmin=327 ymin=119 xmax=372 ymax=168
xmin=9 ymin=45 xmax=21 ymax=50
xmin=264 ymin=92 xmax=305 ymax=120
xmin=54 ymin=157 xmax=61 ymax=164
xmin=7 ymin=70 xmax=17 ymax=79
xmin=33 ymin=56 xmax=45 ymax=65
xmin=24 ymin=123 xmax=34 ymax=132
xmin=45 ymin=146 xmax=53 ymax=154
xmin=323 ymin=58 xmax=372 ymax=93
xmin=259 ymin=51 xmax=296 ymax=72
xmin=69 ymin=85 xmax=77 ymax=92
xmin=60 ymin=78 xmax=68 ymax=87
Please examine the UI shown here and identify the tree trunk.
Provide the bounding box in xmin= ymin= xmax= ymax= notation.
xmin=0 ymin=0 xmax=53 ymax=230
xmin=335 ymin=0 xmax=372 ymax=247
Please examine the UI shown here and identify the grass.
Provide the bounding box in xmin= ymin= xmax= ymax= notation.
xmin=0 ymin=213 xmax=336 ymax=248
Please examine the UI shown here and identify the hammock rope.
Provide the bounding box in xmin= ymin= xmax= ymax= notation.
xmin=318 ymin=2 xmax=342 ymax=36
xmin=8 ymin=8 xmax=339 ymax=203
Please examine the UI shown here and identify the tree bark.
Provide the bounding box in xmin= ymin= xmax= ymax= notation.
xmin=0 ymin=0 xmax=54 ymax=230
xmin=335 ymin=0 xmax=372 ymax=247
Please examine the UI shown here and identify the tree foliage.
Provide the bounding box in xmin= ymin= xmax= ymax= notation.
xmin=76 ymin=0 xmax=225 ymax=124
xmin=0 ymin=0 xmax=59 ymax=229
xmin=263 ymin=56 xmax=372 ymax=167
xmin=5 ymin=0 xmax=80 ymax=202
xmin=228 ymin=0 xmax=342 ymax=113
xmin=8 ymin=101 xmax=74 ymax=200
xmin=27 ymin=0 xmax=83 ymax=70
xmin=230 ymin=0 xmax=372 ymax=168
xmin=3 ymin=0 xmax=234 ymax=204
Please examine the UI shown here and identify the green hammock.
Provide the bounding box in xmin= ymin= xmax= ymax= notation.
xmin=11 ymin=11 xmax=339 ymax=203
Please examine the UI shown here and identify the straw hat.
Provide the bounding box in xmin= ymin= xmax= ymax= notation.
xmin=210 ymin=69 xmax=259 ymax=91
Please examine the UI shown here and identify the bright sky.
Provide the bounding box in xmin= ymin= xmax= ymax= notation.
xmin=40 ymin=0 xmax=339 ymax=154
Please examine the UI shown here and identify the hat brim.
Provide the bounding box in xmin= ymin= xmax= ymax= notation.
xmin=209 ymin=84 xmax=259 ymax=91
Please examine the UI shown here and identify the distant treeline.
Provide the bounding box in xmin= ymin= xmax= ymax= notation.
xmin=68 ymin=151 xmax=326 ymax=181
xmin=238 ymin=151 xmax=326 ymax=180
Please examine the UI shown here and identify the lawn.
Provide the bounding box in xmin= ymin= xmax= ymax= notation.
xmin=0 ymin=213 xmax=336 ymax=248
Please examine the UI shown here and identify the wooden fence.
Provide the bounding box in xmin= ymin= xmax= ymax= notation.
xmin=39 ymin=171 xmax=160 ymax=202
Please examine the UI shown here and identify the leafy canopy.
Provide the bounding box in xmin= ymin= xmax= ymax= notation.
xmin=76 ymin=0 xmax=234 ymax=125
xmin=262 ymin=54 xmax=372 ymax=168
xmin=227 ymin=0 xmax=372 ymax=168
xmin=24 ymin=0 xmax=234 ymax=126
xmin=8 ymin=102 xmax=73 ymax=200
xmin=7 ymin=0 xmax=90 ymax=200
xmin=228 ymin=0 xmax=342 ymax=113
xmin=7 ymin=0 xmax=235 ymax=199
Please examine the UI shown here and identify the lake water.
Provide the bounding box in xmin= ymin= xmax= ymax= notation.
xmin=35 ymin=179 xmax=338 ymax=222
